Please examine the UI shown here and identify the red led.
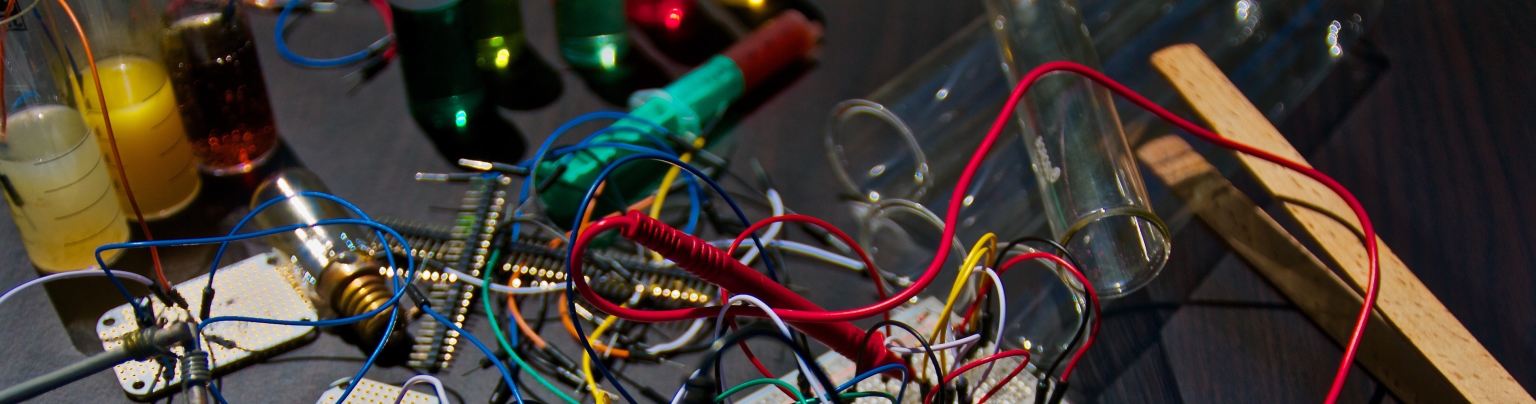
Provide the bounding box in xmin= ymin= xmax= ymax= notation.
xmin=663 ymin=7 xmax=683 ymax=30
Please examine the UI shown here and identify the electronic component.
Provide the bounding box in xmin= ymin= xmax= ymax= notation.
xmin=537 ymin=10 xmax=822 ymax=224
xmin=735 ymin=298 xmax=1054 ymax=403
xmin=250 ymin=169 xmax=399 ymax=344
xmin=96 ymin=252 xmax=317 ymax=400
xmin=407 ymin=174 xmax=507 ymax=371
xmin=315 ymin=378 xmax=441 ymax=404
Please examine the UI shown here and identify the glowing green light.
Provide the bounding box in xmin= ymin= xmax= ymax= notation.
xmin=494 ymin=49 xmax=511 ymax=68
xmin=598 ymin=44 xmax=618 ymax=70
xmin=454 ymin=110 xmax=468 ymax=128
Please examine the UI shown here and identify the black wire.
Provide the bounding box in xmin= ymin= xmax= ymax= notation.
xmin=686 ymin=324 xmax=840 ymax=404
xmin=857 ymin=320 xmax=945 ymax=389
xmin=995 ymin=236 xmax=1090 ymax=397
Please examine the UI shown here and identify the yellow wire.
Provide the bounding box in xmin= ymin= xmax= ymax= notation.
xmin=928 ymin=233 xmax=997 ymax=370
xmin=647 ymin=138 xmax=706 ymax=262
xmin=583 ymin=314 xmax=622 ymax=404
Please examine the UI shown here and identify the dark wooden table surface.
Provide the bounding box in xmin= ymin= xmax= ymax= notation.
xmin=0 ymin=0 xmax=1531 ymax=403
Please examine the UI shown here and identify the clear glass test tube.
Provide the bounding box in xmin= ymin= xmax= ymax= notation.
xmin=162 ymin=1 xmax=280 ymax=175
xmin=0 ymin=7 xmax=129 ymax=272
xmin=68 ymin=0 xmax=202 ymax=220
xmin=987 ymin=0 xmax=1170 ymax=298
xmin=826 ymin=18 xmax=1047 ymax=275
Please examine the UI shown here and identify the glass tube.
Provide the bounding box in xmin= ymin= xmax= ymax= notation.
xmin=0 ymin=7 xmax=129 ymax=272
xmin=986 ymin=0 xmax=1170 ymax=299
xmin=161 ymin=1 xmax=279 ymax=175
xmin=463 ymin=0 xmax=525 ymax=107
xmin=67 ymin=0 xmax=201 ymax=220
xmin=392 ymin=0 xmax=523 ymax=162
xmin=556 ymin=0 xmax=629 ymax=70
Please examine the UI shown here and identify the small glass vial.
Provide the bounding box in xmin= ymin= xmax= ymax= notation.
xmin=162 ymin=1 xmax=279 ymax=175
xmin=1 ymin=7 xmax=129 ymax=272
xmin=68 ymin=0 xmax=202 ymax=220
xmin=392 ymin=0 xmax=523 ymax=163
xmin=555 ymin=0 xmax=629 ymax=70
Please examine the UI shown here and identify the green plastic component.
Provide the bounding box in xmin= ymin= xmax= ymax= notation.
xmin=537 ymin=55 xmax=744 ymax=225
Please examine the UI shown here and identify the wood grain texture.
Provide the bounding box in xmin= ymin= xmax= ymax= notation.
xmin=1150 ymin=44 xmax=1532 ymax=403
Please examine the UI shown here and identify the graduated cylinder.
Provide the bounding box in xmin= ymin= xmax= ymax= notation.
xmin=0 ymin=7 xmax=129 ymax=272
xmin=987 ymin=0 xmax=1170 ymax=298
xmin=68 ymin=0 xmax=202 ymax=220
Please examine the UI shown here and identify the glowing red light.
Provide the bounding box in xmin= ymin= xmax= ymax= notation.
xmin=664 ymin=8 xmax=683 ymax=30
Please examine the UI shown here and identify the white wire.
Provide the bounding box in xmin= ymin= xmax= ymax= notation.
xmin=887 ymin=333 xmax=981 ymax=354
xmin=969 ymin=267 xmax=1008 ymax=393
xmin=0 ymin=270 xmax=155 ymax=309
xmin=733 ymin=188 xmax=785 ymax=265
xmin=645 ymin=318 xmax=706 ymax=355
xmin=392 ymin=374 xmax=450 ymax=404
xmin=709 ymin=294 xmax=831 ymax=403
xmin=440 ymin=266 xmax=566 ymax=295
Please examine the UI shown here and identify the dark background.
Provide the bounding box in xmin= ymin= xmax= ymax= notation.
xmin=0 ymin=0 xmax=1531 ymax=403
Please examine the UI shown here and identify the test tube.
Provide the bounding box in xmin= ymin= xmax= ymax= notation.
xmin=826 ymin=18 xmax=1047 ymax=275
xmin=986 ymin=0 xmax=1170 ymax=298
xmin=463 ymin=0 xmax=526 ymax=108
xmin=555 ymin=0 xmax=629 ymax=70
xmin=67 ymin=0 xmax=202 ymax=220
xmin=161 ymin=1 xmax=279 ymax=175
xmin=0 ymin=8 xmax=130 ymax=272
xmin=392 ymin=0 xmax=523 ymax=163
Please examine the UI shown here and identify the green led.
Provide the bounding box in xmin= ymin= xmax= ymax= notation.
xmin=454 ymin=110 xmax=468 ymax=127
xmin=556 ymin=0 xmax=628 ymax=69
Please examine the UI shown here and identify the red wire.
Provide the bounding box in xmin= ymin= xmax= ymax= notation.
xmin=994 ymin=252 xmax=1100 ymax=381
xmin=366 ymin=0 xmax=396 ymax=60
xmin=723 ymin=214 xmax=893 ymax=323
xmin=922 ymin=349 xmax=1031 ymax=404
xmin=571 ymin=61 xmax=1379 ymax=403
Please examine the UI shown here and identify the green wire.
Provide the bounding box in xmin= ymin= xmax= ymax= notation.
xmin=716 ymin=378 xmax=806 ymax=403
xmin=480 ymin=249 xmax=580 ymax=404
xmin=837 ymin=391 xmax=898 ymax=403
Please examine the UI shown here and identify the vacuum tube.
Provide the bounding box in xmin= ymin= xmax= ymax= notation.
xmin=0 ymin=8 xmax=129 ymax=272
xmin=67 ymin=0 xmax=202 ymax=220
xmin=250 ymin=169 xmax=398 ymax=343
xmin=162 ymin=0 xmax=280 ymax=175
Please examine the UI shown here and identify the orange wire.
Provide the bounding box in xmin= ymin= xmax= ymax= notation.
xmin=556 ymin=293 xmax=631 ymax=359
xmin=506 ymin=279 xmax=549 ymax=349
xmin=55 ymin=0 xmax=173 ymax=294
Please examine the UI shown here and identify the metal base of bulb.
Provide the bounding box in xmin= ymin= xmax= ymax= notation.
xmin=317 ymin=256 xmax=398 ymax=344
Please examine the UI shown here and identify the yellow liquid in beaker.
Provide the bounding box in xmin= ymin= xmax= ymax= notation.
xmin=0 ymin=105 xmax=129 ymax=272
xmin=79 ymin=56 xmax=201 ymax=220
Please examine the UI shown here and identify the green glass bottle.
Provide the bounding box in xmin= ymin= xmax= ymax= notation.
xmin=464 ymin=0 xmax=526 ymax=106
xmin=391 ymin=0 xmax=523 ymax=162
xmin=556 ymin=0 xmax=629 ymax=70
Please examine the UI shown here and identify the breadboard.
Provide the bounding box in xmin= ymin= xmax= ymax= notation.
xmin=96 ymin=252 xmax=318 ymax=399
xmin=316 ymin=378 xmax=441 ymax=404
xmin=737 ymin=297 xmax=1049 ymax=403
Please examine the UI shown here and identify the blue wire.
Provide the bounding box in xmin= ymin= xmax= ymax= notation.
xmin=208 ymin=383 xmax=230 ymax=404
xmin=546 ymin=142 xmax=702 ymax=234
xmin=510 ymin=111 xmax=683 ymax=247
xmin=275 ymin=0 xmax=374 ymax=68
xmin=837 ymin=363 xmax=909 ymax=403
xmin=421 ymin=304 xmax=524 ymax=403
xmin=564 ymin=153 xmax=773 ymax=404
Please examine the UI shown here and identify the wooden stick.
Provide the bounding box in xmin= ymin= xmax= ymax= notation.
xmin=1144 ymin=44 xmax=1531 ymax=403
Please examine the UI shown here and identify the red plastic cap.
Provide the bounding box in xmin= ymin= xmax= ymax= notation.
xmin=724 ymin=10 xmax=823 ymax=91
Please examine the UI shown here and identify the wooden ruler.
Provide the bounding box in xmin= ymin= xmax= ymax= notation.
xmin=1142 ymin=44 xmax=1531 ymax=403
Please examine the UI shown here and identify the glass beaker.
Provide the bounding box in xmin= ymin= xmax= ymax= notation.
xmin=463 ymin=0 xmax=527 ymax=108
xmin=1 ymin=7 xmax=129 ymax=272
xmin=67 ymin=0 xmax=202 ymax=220
xmin=987 ymin=0 xmax=1170 ymax=299
xmin=556 ymin=0 xmax=629 ymax=70
xmin=162 ymin=0 xmax=280 ymax=175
